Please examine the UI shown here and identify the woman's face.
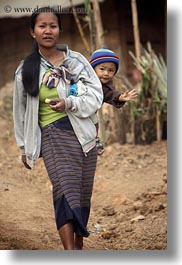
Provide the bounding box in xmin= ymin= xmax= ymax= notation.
xmin=31 ymin=12 xmax=60 ymax=49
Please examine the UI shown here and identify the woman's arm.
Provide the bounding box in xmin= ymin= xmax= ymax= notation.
xmin=13 ymin=71 xmax=27 ymax=150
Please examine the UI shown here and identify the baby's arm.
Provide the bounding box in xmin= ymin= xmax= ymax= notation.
xmin=103 ymin=82 xmax=125 ymax=108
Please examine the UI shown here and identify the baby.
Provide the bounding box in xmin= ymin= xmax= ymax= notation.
xmin=90 ymin=47 xmax=137 ymax=155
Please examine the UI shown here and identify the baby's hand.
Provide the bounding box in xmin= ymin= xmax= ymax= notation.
xmin=119 ymin=89 xmax=138 ymax=102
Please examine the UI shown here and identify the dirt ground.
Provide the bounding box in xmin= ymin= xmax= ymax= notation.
xmin=0 ymin=83 xmax=167 ymax=250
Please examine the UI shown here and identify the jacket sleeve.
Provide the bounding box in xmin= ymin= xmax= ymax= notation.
xmin=103 ymin=82 xmax=125 ymax=109
xmin=64 ymin=52 xmax=103 ymax=118
xmin=13 ymin=67 xmax=27 ymax=149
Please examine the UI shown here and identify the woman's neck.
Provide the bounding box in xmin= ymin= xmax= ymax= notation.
xmin=39 ymin=46 xmax=64 ymax=66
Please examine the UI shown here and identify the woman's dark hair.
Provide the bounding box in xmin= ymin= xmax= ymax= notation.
xmin=22 ymin=7 xmax=62 ymax=97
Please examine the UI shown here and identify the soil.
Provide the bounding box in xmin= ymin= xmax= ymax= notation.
xmin=0 ymin=83 xmax=167 ymax=250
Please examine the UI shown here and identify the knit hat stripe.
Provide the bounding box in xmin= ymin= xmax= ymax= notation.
xmin=90 ymin=55 xmax=119 ymax=65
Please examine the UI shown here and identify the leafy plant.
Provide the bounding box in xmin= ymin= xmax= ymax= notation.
xmin=128 ymin=42 xmax=167 ymax=141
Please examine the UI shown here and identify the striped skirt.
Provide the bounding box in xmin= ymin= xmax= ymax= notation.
xmin=41 ymin=120 xmax=97 ymax=237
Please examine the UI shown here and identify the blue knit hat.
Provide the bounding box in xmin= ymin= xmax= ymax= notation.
xmin=90 ymin=48 xmax=119 ymax=74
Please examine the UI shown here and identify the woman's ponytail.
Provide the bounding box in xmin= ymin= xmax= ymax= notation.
xmin=22 ymin=41 xmax=40 ymax=97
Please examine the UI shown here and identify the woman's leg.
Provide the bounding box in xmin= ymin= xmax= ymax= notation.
xmin=74 ymin=234 xmax=83 ymax=250
xmin=58 ymin=222 xmax=74 ymax=250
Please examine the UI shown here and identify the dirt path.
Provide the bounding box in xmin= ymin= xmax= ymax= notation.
xmin=0 ymin=83 xmax=167 ymax=250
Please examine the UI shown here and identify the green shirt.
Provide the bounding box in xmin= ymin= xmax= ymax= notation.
xmin=39 ymin=81 xmax=67 ymax=128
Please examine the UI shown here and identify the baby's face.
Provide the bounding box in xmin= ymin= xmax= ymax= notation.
xmin=94 ymin=62 xmax=116 ymax=84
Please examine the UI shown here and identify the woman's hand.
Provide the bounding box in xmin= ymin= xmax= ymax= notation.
xmin=21 ymin=154 xmax=31 ymax=170
xmin=119 ymin=88 xmax=138 ymax=102
xmin=47 ymin=98 xmax=66 ymax=112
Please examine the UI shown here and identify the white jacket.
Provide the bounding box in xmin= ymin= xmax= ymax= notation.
xmin=13 ymin=46 xmax=103 ymax=168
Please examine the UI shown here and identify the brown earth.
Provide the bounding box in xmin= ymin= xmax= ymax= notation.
xmin=0 ymin=83 xmax=167 ymax=250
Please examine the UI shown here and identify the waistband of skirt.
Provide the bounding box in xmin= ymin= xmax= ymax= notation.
xmin=43 ymin=116 xmax=74 ymax=131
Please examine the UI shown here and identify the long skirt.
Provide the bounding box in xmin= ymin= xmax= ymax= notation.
xmin=41 ymin=120 xmax=97 ymax=237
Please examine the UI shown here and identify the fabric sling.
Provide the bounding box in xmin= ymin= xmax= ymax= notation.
xmin=40 ymin=52 xmax=73 ymax=88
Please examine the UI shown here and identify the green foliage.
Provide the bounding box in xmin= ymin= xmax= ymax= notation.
xmin=129 ymin=42 xmax=167 ymax=114
xmin=127 ymin=43 xmax=167 ymax=142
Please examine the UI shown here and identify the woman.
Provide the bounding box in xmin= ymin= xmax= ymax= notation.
xmin=13 ymin=7 xmax=103 ymax=250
